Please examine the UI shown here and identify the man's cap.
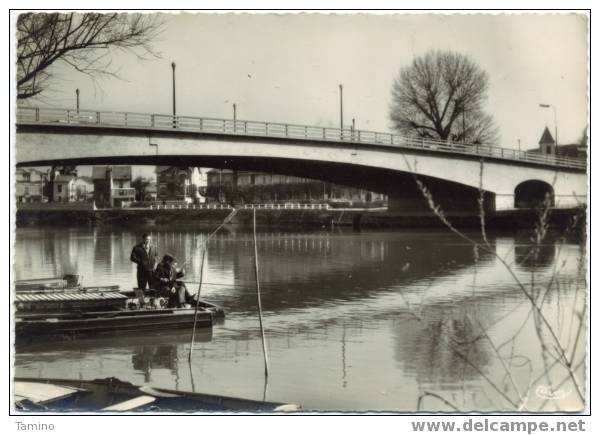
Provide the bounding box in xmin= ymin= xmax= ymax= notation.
xmin=162 ymin=253 xmax=177 ymax=263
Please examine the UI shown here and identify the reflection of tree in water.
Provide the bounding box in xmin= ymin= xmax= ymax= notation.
xmin=393 ymin=304 xmax=490 ymax=390
xmin=514 ymin=230 xmax=557 ymax=271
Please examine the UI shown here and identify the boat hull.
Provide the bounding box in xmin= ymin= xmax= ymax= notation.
xmin=15 ymin=308 xmax=214 ymax=340
xmin=14 ymin=377 xmax=300 ymax=412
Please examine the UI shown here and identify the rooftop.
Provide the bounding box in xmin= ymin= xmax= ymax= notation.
xmin=539 ymin=127 xmax=555 ymax=145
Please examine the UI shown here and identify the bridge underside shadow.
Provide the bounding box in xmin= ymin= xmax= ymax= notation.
xmin=31 ymin=155 xmax=495 ymax=213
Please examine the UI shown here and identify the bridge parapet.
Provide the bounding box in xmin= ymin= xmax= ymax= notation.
xmin=17 ymin=106 xmax=586 ymax=171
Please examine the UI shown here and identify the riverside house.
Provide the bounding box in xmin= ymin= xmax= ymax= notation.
xmin=156 ymin=166 xmax=204 ymax=204
xmin=15 ymin=168 xmax=47 ymax=203
xmin=92 ymin=166 xmax=135 ymax=208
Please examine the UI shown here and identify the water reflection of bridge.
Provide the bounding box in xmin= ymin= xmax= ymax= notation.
xmin=15 ymin=226 xmax=559 ymax=314
xmin=208 ymin=230 xmax=498 ymax=312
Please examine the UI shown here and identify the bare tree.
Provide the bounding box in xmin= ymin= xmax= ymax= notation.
xmin=578 ymin=127 xmax=588 ymax=147
xmin=389 ymin=50 xmax=499 ymax=145
xmin=17 ymin=12 xmax=163 ymax=99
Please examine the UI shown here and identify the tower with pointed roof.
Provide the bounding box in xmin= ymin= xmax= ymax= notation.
xmin=539 ymin=126 xmax=556 ymax=155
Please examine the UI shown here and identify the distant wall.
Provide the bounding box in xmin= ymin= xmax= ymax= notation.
xmin=17 ymin=201 xmax=95 ymax=211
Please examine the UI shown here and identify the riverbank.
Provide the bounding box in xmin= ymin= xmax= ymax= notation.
xmin=16 ymin=204 xmax=586 ymax=231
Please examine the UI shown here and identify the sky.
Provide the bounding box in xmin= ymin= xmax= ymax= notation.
xmin=22 ymin=12 xmax=589 ymax=179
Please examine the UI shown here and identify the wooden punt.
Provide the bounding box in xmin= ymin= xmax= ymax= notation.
xmin=14 ymin=276 xmax=226 ymax=341
xmin=14 ymin=276 xmax=225 ymax=318
xmin=14 ymin=377 xmax=300 ymax=412
xmin=15 ymin=306 xmax=215 ymax=341
xmin=15 ymin=288 xmax=225 ymax=318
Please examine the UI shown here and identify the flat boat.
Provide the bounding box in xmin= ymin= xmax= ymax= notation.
xmin=14 ymin=377 xmax=300 ymax=412
xmin=15 ymin=287 xmax=224 ymax=317
xmin=14 ymin=273 xmax=225 ymax=342
xmin=15 ymin=305 xmax=215 ymax=340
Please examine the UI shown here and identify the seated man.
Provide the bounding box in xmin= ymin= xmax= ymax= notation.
xmin=153 ymin=254 xmax=194 ymax=308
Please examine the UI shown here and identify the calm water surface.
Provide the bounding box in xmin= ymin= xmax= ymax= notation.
xmin=13 ymin=224 xmax=586 ymax=411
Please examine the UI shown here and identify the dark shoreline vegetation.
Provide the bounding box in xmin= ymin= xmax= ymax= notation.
xmin=16 ymin=206 xmax=586 ymax=233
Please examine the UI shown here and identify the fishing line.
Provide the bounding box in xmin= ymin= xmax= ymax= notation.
xmin=188 ymin=207 xmax=237 ymax=361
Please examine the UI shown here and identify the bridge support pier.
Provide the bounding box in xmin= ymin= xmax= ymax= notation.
xmin=495 ymin=194 xmax=516 ymax=211
xmin=387 ymin=179 xmax=496 ymax=215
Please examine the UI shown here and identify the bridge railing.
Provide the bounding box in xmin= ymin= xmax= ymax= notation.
xmin=16 ymin=106 xmax=587 ymax=171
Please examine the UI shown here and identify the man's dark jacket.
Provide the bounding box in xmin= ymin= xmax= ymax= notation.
xmin=130 ymin=242 xmax=158 ymax=271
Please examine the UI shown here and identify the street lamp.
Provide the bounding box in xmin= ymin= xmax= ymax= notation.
xmin=233 ymin=103 xmax=237 ymax=132
xmin=339 ymin=84 xmax=344 ymax=130
xmin=171 ymin=62 xmax=177 ymax=128
xmin=539 ymin=103 xmax=558 ymax=152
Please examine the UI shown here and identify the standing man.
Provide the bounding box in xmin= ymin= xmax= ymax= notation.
xmin=130 ymin=233 xmax=158 ymax=291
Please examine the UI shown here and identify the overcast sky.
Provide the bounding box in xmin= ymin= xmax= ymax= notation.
xmin=23 ymin=12 xmax=588 ymax=179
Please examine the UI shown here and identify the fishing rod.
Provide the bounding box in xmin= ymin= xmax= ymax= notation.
xmin=177 ymin=207 xmax=238 ymax=270
xmin=188 ymin=207 xmax=238 ymax=361
xmin=253 ymin=208 xmax=269 ymax=379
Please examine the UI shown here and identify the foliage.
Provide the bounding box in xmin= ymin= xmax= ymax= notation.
xmin=131 ymin=176 xmax=150 ymax=201
xmin=389 ymin=50 xmax=499 ymax=145
xmin=578 ymin=127 xmax=588 ymax=147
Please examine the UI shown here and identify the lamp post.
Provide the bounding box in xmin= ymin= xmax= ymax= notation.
xmin=339 ymin=84 xmax=344 ymax=129
xmin=75 ymin=88 xmax=80 ymax=114
xmin=339 ymin=84 xmax=344 ymax=139
xmin=233 ymin=103 xmax=237 ymax=132
xmin=539 ymin=103 xmax=558 ymax=153
xmin=171 ymin=62 xmax=177 ymax=128
xmin=219 ymin=169 xmax=222 ymax=203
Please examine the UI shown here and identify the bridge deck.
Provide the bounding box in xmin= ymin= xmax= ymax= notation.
xmin=16 ymin=106 xmax=586 ymax=171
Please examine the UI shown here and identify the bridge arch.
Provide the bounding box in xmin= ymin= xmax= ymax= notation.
xmin=514 ymin=180 xmax=554 ymax=209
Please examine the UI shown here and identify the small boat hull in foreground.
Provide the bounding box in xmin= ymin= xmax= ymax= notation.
xmin=14 ymin=377 xmax=300 ymax=412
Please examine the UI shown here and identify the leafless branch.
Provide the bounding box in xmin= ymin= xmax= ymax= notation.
xmin=17 ymin=12 xmax=163 ymax=99
xmin=389 ymin=50 xmax=499 ymax=145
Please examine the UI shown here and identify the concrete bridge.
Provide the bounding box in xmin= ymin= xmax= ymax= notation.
xmin=15 ymin=107 xmax=587 ymax=212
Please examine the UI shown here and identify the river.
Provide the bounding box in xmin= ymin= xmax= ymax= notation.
xmin=13 ymin=224 xmax=586 ymax=412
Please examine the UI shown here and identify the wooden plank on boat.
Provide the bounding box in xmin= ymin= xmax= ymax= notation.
xmin=16 ymin=280 xmax=68 ymax=291
xmin=102 ymin=395 xmax=156 ymax=411
xmin=273 ymin=404 xmax=301 ymax=412
xmin=14 ymin=382 xmax=83 ymax=404
xmin=15 ymin=291 xmax=127 ymax=303
xmin=138 ymin=385 xmax=181 ymax=398
xmin=16 ymin=285 xmax=120 ymax=295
